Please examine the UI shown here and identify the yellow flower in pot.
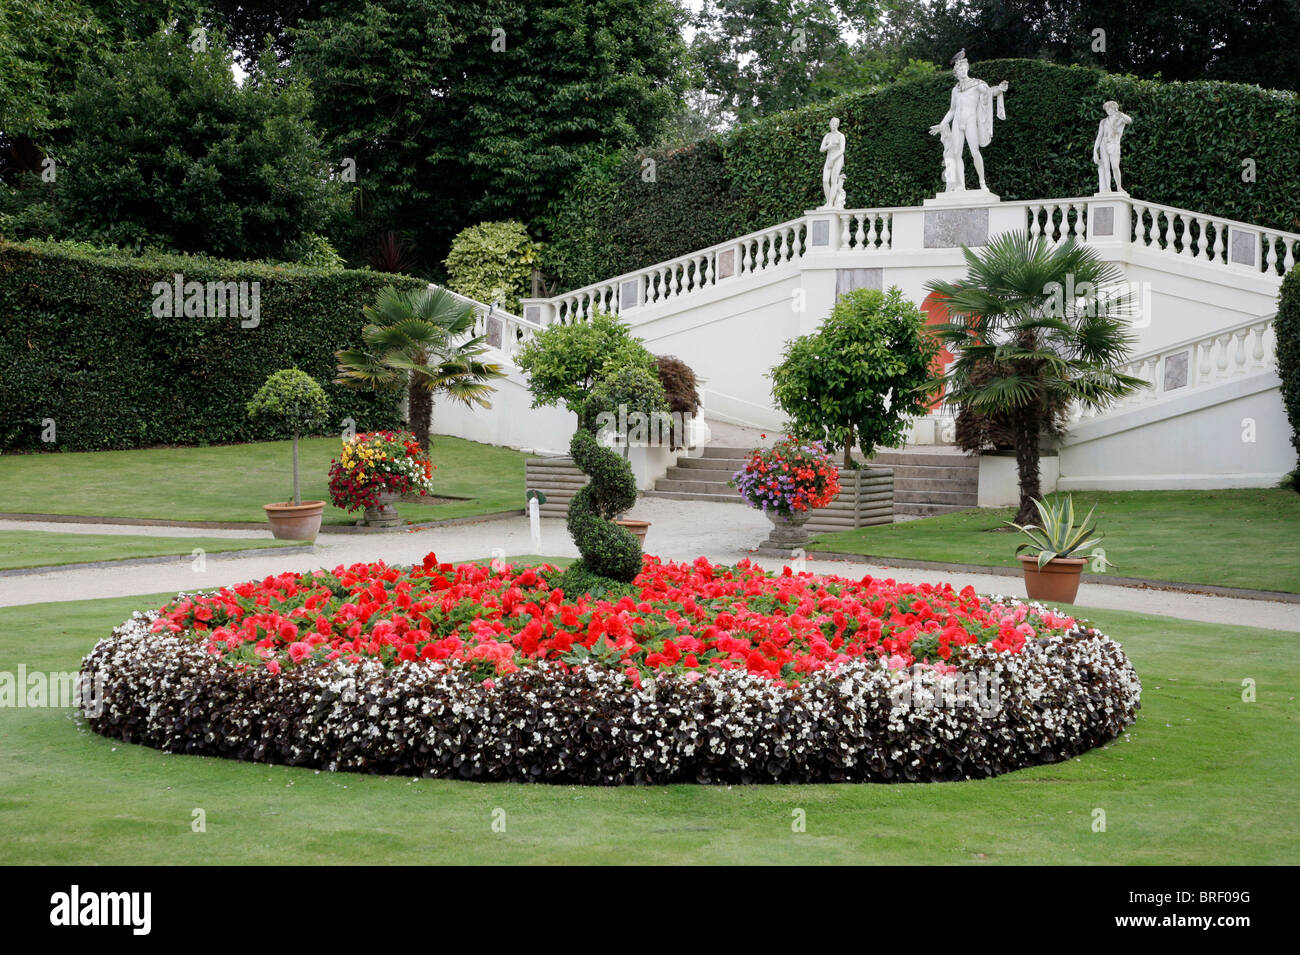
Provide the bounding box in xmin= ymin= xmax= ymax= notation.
xmin=1008 ymin=495 xmax=1114 ymax=605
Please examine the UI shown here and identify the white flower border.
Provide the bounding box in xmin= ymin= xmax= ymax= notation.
xmin=80 ymin=600 xmax=1142 ymax=785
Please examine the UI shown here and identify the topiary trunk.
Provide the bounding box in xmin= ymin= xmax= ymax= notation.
xmin=566 ymin=427 xmax=641 ymax=582
xmin=292 ymin=432 xmax=301 ymax=505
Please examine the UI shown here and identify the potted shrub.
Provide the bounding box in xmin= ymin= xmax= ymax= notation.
xmin=246 ymin=369 xmax=331 ymax=541
xmin=1009 ymin=495 xmax=1112 ymax=604
xmin=327 ymin=430 xmax=436 ymax=527
xmin=731 ymin=438 xmax=841 ymax=555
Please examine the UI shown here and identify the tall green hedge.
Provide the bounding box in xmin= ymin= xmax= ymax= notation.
xmin=542 ymin=60 xmax=1300 ymax=290
xmin=1277 ymin=265 xmax=1300 ymax=478
xmin=0 ymin=240 xmax=424 ymax=451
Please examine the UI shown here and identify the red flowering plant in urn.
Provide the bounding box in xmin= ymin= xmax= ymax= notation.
xmin=731 ymin=437 xmax=840 ymax=553
xmin=328 ymin=430 xmax=435 ymax=526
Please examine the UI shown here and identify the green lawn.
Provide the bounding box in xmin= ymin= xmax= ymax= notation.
xmin=0 ymin=530 xmax=297 ymax=571
xmin=0 ymin=435 xmax=525 ymax=526
xmin=1 ymin=588 xmax=1295 ymax=864
xmin=812 ymin=489 xmax=1300 ymax=594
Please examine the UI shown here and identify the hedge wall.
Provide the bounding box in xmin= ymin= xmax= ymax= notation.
xmin=0 ymin=241 xmax=424 ymax=451
xmin=1278 ymin=265 xmax=1300 ymax=474
xmin=541 ymin=59 xmax=1300 ymax=290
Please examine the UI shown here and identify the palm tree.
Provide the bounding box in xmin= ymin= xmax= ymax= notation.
xmin=335 ymin=286 xmax=505 ymax=450
xmin=925 ymin=231 xmax=1146 ymax=524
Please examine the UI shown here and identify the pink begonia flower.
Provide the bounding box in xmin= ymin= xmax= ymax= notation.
xmin=288 ymin=642 xmax=312 ymax=664
xmin=266 ymin=660 xmax=281 ymax=675
xmin=887 ymin=654 xmax=909 ymax=670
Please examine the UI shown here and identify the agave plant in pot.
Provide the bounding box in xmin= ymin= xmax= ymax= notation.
xmin=1009 ymin=495 xmax=1113 ymax=604
xmin=246 ymin=369 xmax=331 ymax=541
xmin=731 ymin=438 xmax=841 ymax=556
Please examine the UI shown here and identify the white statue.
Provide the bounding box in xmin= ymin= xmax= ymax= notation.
xmin=1093 ymin=100 xmax=1132 ymax=195
xmin=937 ymin=118 xmax=961 ymax=192
xmin=928 ymin=50 xmax=1008 ymax=194
xmin=819 ymin=117 xmax=846 ymax=208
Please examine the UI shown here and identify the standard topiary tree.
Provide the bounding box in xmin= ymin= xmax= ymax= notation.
xmin=1276 ymin=265 xmax=1300 ymax=491
xmin=246 ymin=369 xmax=331 ymax=505
xmin=584 ymin=363 xmax=671 ymax=444
xmin=771 ymin=287 xmax=939 ymax=468
xmin=443 ymin=220 xmax=542 ymax=314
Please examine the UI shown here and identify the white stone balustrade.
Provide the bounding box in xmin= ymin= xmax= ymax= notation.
xmin=1069 ymin=317 xmax=1276 ymax=424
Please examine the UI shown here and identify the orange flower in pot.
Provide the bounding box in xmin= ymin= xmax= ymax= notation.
xmin=1008 ymin=495 xmax=1113 ymax=605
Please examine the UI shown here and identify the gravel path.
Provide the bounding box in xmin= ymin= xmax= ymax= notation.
xmin=2 ymin=498 xmax=1295 ymax=632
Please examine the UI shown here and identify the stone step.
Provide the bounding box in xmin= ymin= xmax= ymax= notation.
xmin=893 ymin=501 xmax=978 ymax=517
xmin=654 ymin=479 xmax=741 ymax=495
xmin=895 ymin=488 xmax=979 ymax=505
xmin=642 ymin=489 xmax=750 ymax=505
xmin=868 ymin=451 xmax=979 ymax=469
xmin=677 ymin=455 xmax=745 ymax=471
xmin=885 ymin=465 xmax=982 ymax=484
xmin=893 ymin=474 xmax=980 ymax=492
xmin=665 ymin=464 xmax=737 ymax=481
xmin=699 ymin=446 xmax=752 ymax=461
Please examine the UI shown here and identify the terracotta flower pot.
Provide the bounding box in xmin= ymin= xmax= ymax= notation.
xmin=263 ymin=501 xmax=325 ymax=541
xmin=1019 ymin=555 xmax=1086 ymax=605
xmin=614 ymin=518 xmax=651 ymax=544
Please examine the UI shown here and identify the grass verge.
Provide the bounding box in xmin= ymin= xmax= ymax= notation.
xmin=0 ymin=530 xmax=297 ymax=571
xmin=812 ymin=489 xmax=1300 ymax=594
xmin=1 ymin=585 xmax=1295 ymax=864
xmin=0 ymin=435 xmax=526 ymax=526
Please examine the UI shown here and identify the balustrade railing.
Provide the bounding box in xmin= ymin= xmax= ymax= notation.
xmin=1129 ymin=200 xmax=1300 ymax=276
xmin=438 ymin=286 xmax=544 ymax=362
xmin=525 ymin=196 xmax=1298 ymax=329
xmin=1069 ymin=316 xmax=1276 ymax=425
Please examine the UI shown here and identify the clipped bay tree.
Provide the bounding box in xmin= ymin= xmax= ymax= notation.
xmin=771 ymin=287 xmax=939 ymax=468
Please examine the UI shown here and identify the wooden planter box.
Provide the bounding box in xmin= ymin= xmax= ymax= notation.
xmin=524 ymin=456 xmax=588 ymax=518
xmin=805 ymin=467 xmax=894 ymax=534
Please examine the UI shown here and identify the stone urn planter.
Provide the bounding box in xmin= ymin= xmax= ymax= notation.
xmin=263 ymin=501 xmax=325 ymax=541
xmin=614 ymin=518 xmax=651 ymax=544
xmin=1018 ymin=555 xmax=1086 ymax=604
xmin=363 ymin=490 xmax=402 ymax=528
xmin=757 ymin=509 xmax=812 ymax=556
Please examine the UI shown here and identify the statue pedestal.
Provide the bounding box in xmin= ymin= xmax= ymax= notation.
xmin=924 ymin=188 xmax=1000 ymax=207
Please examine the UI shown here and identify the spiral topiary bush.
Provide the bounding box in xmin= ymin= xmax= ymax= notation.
xmin=566 ymin=427 xmax=641 ymax=582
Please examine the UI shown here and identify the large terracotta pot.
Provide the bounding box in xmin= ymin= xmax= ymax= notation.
xmin=263 ymin=501 xmax=325 ymax=541
xmin=363 ymin=490 xmax=402 ymax=528
xmin=614 ymin=518 xmax=651 ymax=544
xmin=1019 ymin=555 xmax=1086 ymax=604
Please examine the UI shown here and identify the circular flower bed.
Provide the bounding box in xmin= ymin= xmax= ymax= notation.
xmin=81 ymin=555 xmax=1141 ymax=785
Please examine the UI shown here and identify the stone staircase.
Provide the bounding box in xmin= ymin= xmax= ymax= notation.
xmin=524 ymin=456 xmax=588 ymax=518
xmin=531 ymin=443 xmax=978 ymax=521
xmin=643 ymin=447 xmax=748 ymax=503
xmin=866 ymin=448 xmax=979 ymax=517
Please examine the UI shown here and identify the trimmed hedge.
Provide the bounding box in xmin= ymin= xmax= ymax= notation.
xmin=542 ymin=59 xmax=1300 ymax=290
xmin=0 ymin=240 xmax=425 ymax=451
xmin=1278 ymin=265 xmax=1300 ymax=479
